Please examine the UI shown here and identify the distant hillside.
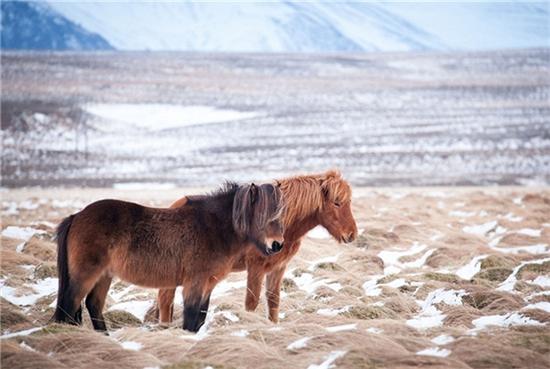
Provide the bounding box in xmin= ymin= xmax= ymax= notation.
xmin=47 ymin=1 xmax=549 ymax=52
xmin=1 ymin=1 xmax=548 ymax=52
xmin=1 ymin=1 xmax=112 ymax=50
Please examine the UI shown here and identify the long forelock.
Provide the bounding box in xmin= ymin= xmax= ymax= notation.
xmin=251 ymin=184 xmax=284 ymax=232
xmin=232 ymin=183 xmax=283 ymax=238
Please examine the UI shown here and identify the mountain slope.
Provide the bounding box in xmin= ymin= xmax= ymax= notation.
xmin=44 ymin=0 xmax=549 ymax=52
xmin=1 ymin=1 xmax=113 ymax=50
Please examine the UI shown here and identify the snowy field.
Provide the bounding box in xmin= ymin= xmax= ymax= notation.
xmin=2 ymin=49 xmax=549 ymax=187
xmin=1 ymin=187 xmax=549 ymax=369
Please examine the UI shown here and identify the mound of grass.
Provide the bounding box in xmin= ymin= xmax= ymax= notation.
xmin=0 ymin=299 xmax=31 ymax=329
xmin=33 ymin=262 xmax=57 ymax=279
xmin=423 ymin=272 xmax=460 ymax=283
xmin=103 ymin=310 xmax=142 ymax=329
xmin=165 ymin=362 xmax=234 ymax=369
xmin=354 ymin=229 xmax=399 ymax=250
xmin=480 ymin=255 xmax=515 ymax=270
xmin=292 ymin=268 xmax=309 ymax=277
xmin=281 ymin=278 xmax=297 ymax=292
xmin=517 ymin=261 xmax=550 ymax=280
xmin=341 ymin=305 xmax=395 ymax=320
xmin=33 ymin=323 xmax=79 ymax=336
xmin=510 ymin=327 xmax=550 ymax=354
xmin=474 ymin=267 xmax=513 ymax=282
xmin=314 ymin=262 xmax=343 ymax=272
xmin=463 ymin=290 xmax=523 ymax=312
xmin=339 ymin=286 xmax=364 ymax=297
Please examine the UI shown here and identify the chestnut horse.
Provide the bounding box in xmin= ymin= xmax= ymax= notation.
xmin=152 ymin=170 xmax=357 ymax=323
xmin=53 ymin=182 xmax=284 ymax=332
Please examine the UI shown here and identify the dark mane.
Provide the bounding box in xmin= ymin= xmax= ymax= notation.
xmin=232 ymin=183 xmax=283 ymax=238
xmin=211 ymin=181 xmax=240 ymax=198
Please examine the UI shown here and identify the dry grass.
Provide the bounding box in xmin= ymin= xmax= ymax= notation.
xmin=1 ymin=187 xmax=549 ymax=369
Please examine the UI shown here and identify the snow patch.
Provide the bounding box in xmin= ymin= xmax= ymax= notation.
xmin=287 ymin=336 xmax=311 ymax=350
xmin=471 ymin=312 xmax=543 ymax=331
xmin=2 ymin=226 xmax=46 ymax=241
xmin=0 ymin=278 xmax=58 ymax=306
xmin=523 ymin=302 xmax=550 ymax=313
xmin=317 ymin=306 xmax=350 ymax=317
xmin=1 ymin=327 xmax=44 ymax=340
xmin=463 ymin=221 xmax=497 ymax=236
xmin=456 ymin=255 xmax=488 ymax=280
xmin=497 ymin=257 xmax=550 ymax=292
xmin=366 ymin=327 xmax=383 ymax=334
xmin=531 ymin=276 xmax=550 ymax=288
xmin=230 ymin=329 xmax=249 ymax=337
xmin=431 ymin=334 xmax=455 ymax=345
xmin=325 ymin=324 xmax=357 ymax=333
xmin=416 ymin=347 xmax=451 ymax=357
xmin=516 ymin=228 xmax=542 ymax=237
xmin=307 ymin=350 xmax=347 ymax=369
xmin=120 ymin=341 xmax=142 ymax=351
xmin=220 ymin=311 xmax=239 ymax=322
xmin=85 ymin=104 xmax=259 ymax=131
xmin=108 ymin=300 xmax=154 ymax=321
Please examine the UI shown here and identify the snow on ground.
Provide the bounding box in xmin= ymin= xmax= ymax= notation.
xmin=471 ymin=312 xmax=543 ymax=332
xmin=498 ymin=257 xmax=550 ymax=292
xmin=325 ymin=324 xmax=357 ymax=333
xmin=463 ymin=221 xmax=497 ymax=236
xmin=307 ymin=350 xmax=347 ymax=369
xmin=84 ymin=104 xmax=260 ymax=131
xmin=407 ymin=289 xmax=466 ymax=330
xmin=108 ymin=300 xmax=154 ymax=321
xmin=2 ymin=226 xmax=46 ymax=241
xmin=416 ymin=347 xmax=451 ymax=357
xmin=431 ymin=335 xmax=455 ymax=345
xmin=456 ymin=255 xmax=487 ymax=280
xmin=1 ymin=187 xmax=549 ymax=369
xmin=120 ymin=341 xmax=142 ymax=351
xmin=287 ymin=337 xmax=312 ymax=350
xmin=0 ymin=278 xmax=58 ymax=306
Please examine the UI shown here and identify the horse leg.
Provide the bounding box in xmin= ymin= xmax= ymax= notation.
xmin=197 ymin=293 xmax=211 ymax=329
xmin=158 ymin=288 xmax=176 ymax=324
xmin=56 ymin=270 xmax=103 ymax=325
xmin=265 ymin=265 xmax=286 ymax=323
xmin=85 ymin=275 xmax=112 ymax=332
xmin=245 ymin=265 xmax=264 ymax=311
xmin=182 ymin=287 xmax=203 ymax=333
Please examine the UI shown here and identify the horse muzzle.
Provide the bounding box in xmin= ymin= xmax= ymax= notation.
xmin=341 ymin=232 xmax=357 ymax=244
xmin=264 ymin=240 xmax=284 ymax=255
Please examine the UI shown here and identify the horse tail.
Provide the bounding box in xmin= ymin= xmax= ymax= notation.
xmin=53 ymin=214 xmax=75 ymax=322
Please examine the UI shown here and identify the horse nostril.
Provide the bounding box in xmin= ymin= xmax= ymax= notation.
xmin=271 ymin=241 xmax=283 ymax=252
xmin=345 ymin=232 xmax=356 ymax=243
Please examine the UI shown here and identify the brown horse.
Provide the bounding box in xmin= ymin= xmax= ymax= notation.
xmin=153 ymin=170 xmax=357 ymax=324
xmin=53 ymin=182 xmax=284 ymax=333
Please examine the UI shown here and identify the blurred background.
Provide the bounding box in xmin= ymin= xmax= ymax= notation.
xmin=1 ymin=0 xmax=549 ymax=188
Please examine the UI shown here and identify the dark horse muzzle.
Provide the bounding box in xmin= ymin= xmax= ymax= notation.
xmin=254 ymin=239 xmax=284 ymax=256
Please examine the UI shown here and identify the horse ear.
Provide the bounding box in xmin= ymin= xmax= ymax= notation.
xmin=249 ymin=183 xmax=258 ymax=204
xmin=319 ymin=176 xmax=331 ymax=199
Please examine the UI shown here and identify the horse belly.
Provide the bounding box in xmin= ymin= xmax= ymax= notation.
xmin=109 ymin=249 xmax=183 ymax=288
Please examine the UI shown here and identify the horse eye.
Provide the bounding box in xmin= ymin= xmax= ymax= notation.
xmin=334 ymin=201 xmax=341 ymax=207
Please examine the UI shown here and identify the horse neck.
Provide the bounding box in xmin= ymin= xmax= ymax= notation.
xmin=197 ymin=192 xmax=237 ymax=245
xmin=284 ymin=211 xmax=319 ymax=243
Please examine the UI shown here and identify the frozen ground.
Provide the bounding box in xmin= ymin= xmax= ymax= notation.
xmin=1 ymin=187 xmax=549 ymax=369
xmin=1 ymin=49 xmax=550 ymax=187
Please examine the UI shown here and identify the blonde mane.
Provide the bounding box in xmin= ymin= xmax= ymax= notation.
xmin=277 ymin=170 xmax=352 ymax=227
